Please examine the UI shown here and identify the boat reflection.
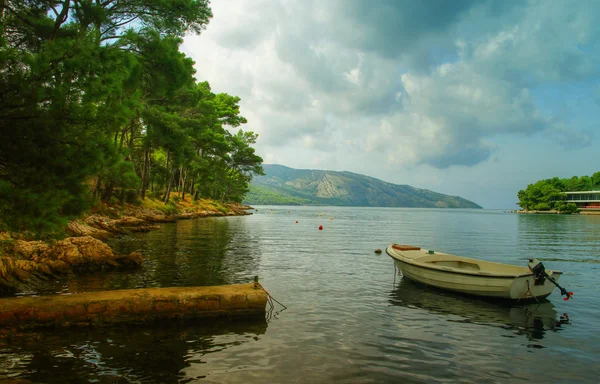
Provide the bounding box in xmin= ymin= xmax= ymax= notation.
xmin=0 ymin=316 xmax=268 ymax=383
xmin=389 ymin=277 xmax=569 ymax=341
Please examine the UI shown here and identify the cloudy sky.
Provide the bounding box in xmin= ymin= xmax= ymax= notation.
xmin=182 ymin=0 xmax=599 ymax=209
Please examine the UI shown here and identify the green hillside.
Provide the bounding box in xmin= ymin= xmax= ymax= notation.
xmin=244 ymin=165 xmax=482 ymax=208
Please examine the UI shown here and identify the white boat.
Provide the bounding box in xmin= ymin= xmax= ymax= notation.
xmin=386 ymin=244 xmax=567 ymax=300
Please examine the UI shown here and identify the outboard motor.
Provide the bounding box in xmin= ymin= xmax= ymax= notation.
xmin=528 ymin=258 xmax=574 ymax=301
xmin=528 ymin=258 xmax=547 ymax=286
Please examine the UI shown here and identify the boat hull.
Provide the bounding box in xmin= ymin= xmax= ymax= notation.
xmin=387 ymin=245 xmax=561 ymax=300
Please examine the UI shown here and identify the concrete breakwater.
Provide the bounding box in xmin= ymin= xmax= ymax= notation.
xmin=0 ymin=283 xmax=267 ymax=331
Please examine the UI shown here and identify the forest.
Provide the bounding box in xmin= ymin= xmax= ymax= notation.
xmin=517 ymin=172 xmax=600 ymax=212
xmin=0 ymin=1 xmax=264 ymax=235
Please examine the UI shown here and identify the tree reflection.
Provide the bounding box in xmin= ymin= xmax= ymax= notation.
xmin=0 ymin=316 xmax=267 ymax=384
xmin=30 ymin=216 xmax=263 ymax=295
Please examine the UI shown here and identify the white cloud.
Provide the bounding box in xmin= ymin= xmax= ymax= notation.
xmin=182 ymin=0 xmax=600 ymax=208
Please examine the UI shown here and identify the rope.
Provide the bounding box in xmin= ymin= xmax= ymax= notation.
xmin=517 ymin=280 xmax=539 ymax=303
xmin=254 ymin=281 xmax=287 ymax=311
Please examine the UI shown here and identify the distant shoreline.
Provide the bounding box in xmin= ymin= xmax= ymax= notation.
xmin=512 ymin=209 xmax=600 ymax=215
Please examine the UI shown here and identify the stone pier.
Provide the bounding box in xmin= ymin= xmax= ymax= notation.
xmin=0 ymin=283 xmax=267 ymax=330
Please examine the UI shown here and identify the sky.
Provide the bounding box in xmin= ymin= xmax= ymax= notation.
xmin=182 ymin=0 xmax=600 ymax=209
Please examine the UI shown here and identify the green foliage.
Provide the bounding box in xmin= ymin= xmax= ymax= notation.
xmin=244 ymin=185 xmax=312 ymax=205
xmin=517 ymin=172 xmax=599 ymax=212
xmin=566 ymin=203 xmax=579 ymax=214
xmin=141 ymin=198 xmax=178 ymax=215
xmin=160 ymin=202 xmax=179 ymax=216
xmin=0 ymin=179 xmax=71 ymax=235
xmin=0 ymin=1 xmax=265 ymax=237
xmin=554 ymin=202 xmax=579 ymax=214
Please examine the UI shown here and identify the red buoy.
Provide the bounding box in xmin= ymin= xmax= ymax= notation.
xmin=319 ymin=225 xmax=323 ymax=230
xmin=296 ymin=220 xmax=298 ymax=223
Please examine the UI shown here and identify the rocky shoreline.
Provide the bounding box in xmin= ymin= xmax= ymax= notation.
xmin=0 ymin=199 xmax=253 ymax=293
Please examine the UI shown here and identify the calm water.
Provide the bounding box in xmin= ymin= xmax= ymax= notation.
xmin=1 ymin=207 xmax=600 ymax=383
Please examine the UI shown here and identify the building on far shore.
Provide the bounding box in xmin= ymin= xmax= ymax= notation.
xmin=564 ymin=191 xmax=600 ymax=211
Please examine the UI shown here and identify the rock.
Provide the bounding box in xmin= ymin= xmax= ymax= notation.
xmin=10 ymin=240 xmax=48 ymax=260
xmin=116 ymin=251 xmax=144 ymax=268
xmin=127 ymin=225 xmax=159 ymax=233
xmin=0 ymin=258 xmax=47 ymax=290
xmin=42 ymin=236 xmax=116 ymax=270
xmin=68 ymin=215 xmax=162 ymax=238
xmin=117 ymin=216 xmax=146 ymax=227
xmin=0 ymin=235 xmax=145 ymax=291
xmin=12 ymin=268 xmax=34 ymax=283
xmin=45 ymin=259 xmax=69 ymax=274
xmin=66 ymin=220 xmax=112 ymax=240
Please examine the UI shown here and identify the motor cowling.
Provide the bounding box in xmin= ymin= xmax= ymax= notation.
xmin=528 ymin=258 xmax=547 ymax=285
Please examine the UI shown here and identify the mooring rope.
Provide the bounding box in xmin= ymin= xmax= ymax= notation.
xmin=254 ymin=281 xmax=287 ymax=311
xmin=517 ymin=280 xmax=539 ymax=303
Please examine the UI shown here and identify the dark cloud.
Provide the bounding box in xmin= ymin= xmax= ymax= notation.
xmin=335 ymin=0 xmax=480 ymax=59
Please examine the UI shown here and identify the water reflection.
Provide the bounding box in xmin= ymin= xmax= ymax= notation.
xmin=389 ymin=277 xmax=569 ymax=342
xmin=108 ymin=217 xmax=262 ymax=288
xmin=30 ymin=217 xmax=263 ymax=295
xmin=0 ymin=317 xmax=267 ymax=383
xmin=518 ymin=214 xmax=600 ymax=258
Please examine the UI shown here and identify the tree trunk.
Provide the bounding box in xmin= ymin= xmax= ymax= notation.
xmin=163 ymin=170 xmax=174 ymax=204
xmin=118 ymin=127 xmax=126 ymax=151
xmin=140 ymin=145 xmax=150 ymax=199
xmin=181 ymin=167 xmax=187 ymax=201
xmin=164 ymin=150 xmax=170 ymax=168
xmin=127 ymin=122 xmax=137 ymax=150
xmin=161 ymin=150 xmax=172 ymax=203
xmin=176 ymin=165 xmax=181 ymax=193
xmin=50 ymin=0 xmax=70 ymax=40
xmin=94 ymin=176 xmax=103 ymax=200
xmin=103 ymin=182 xmax=114 ymax=202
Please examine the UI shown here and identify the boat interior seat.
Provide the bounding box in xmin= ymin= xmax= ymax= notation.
xmin=426 ymin=260 xmax=481 ymax=271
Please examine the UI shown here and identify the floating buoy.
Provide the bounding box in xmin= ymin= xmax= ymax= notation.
xmin=330 ymin=217 xmax=333 ymax=220
xmin=319 ymin=214 xmax=322 ymax=216
xmin=296 ymin=220 xmax=298 ymax=224
xmin=319 ymin=225 xmax=323 ymax=230
xmin=374 ymin=249 xmax=382 ymax=254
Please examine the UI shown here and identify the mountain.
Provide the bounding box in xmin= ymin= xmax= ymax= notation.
xmin=244 ymin=164 xmax=482 ymax=208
